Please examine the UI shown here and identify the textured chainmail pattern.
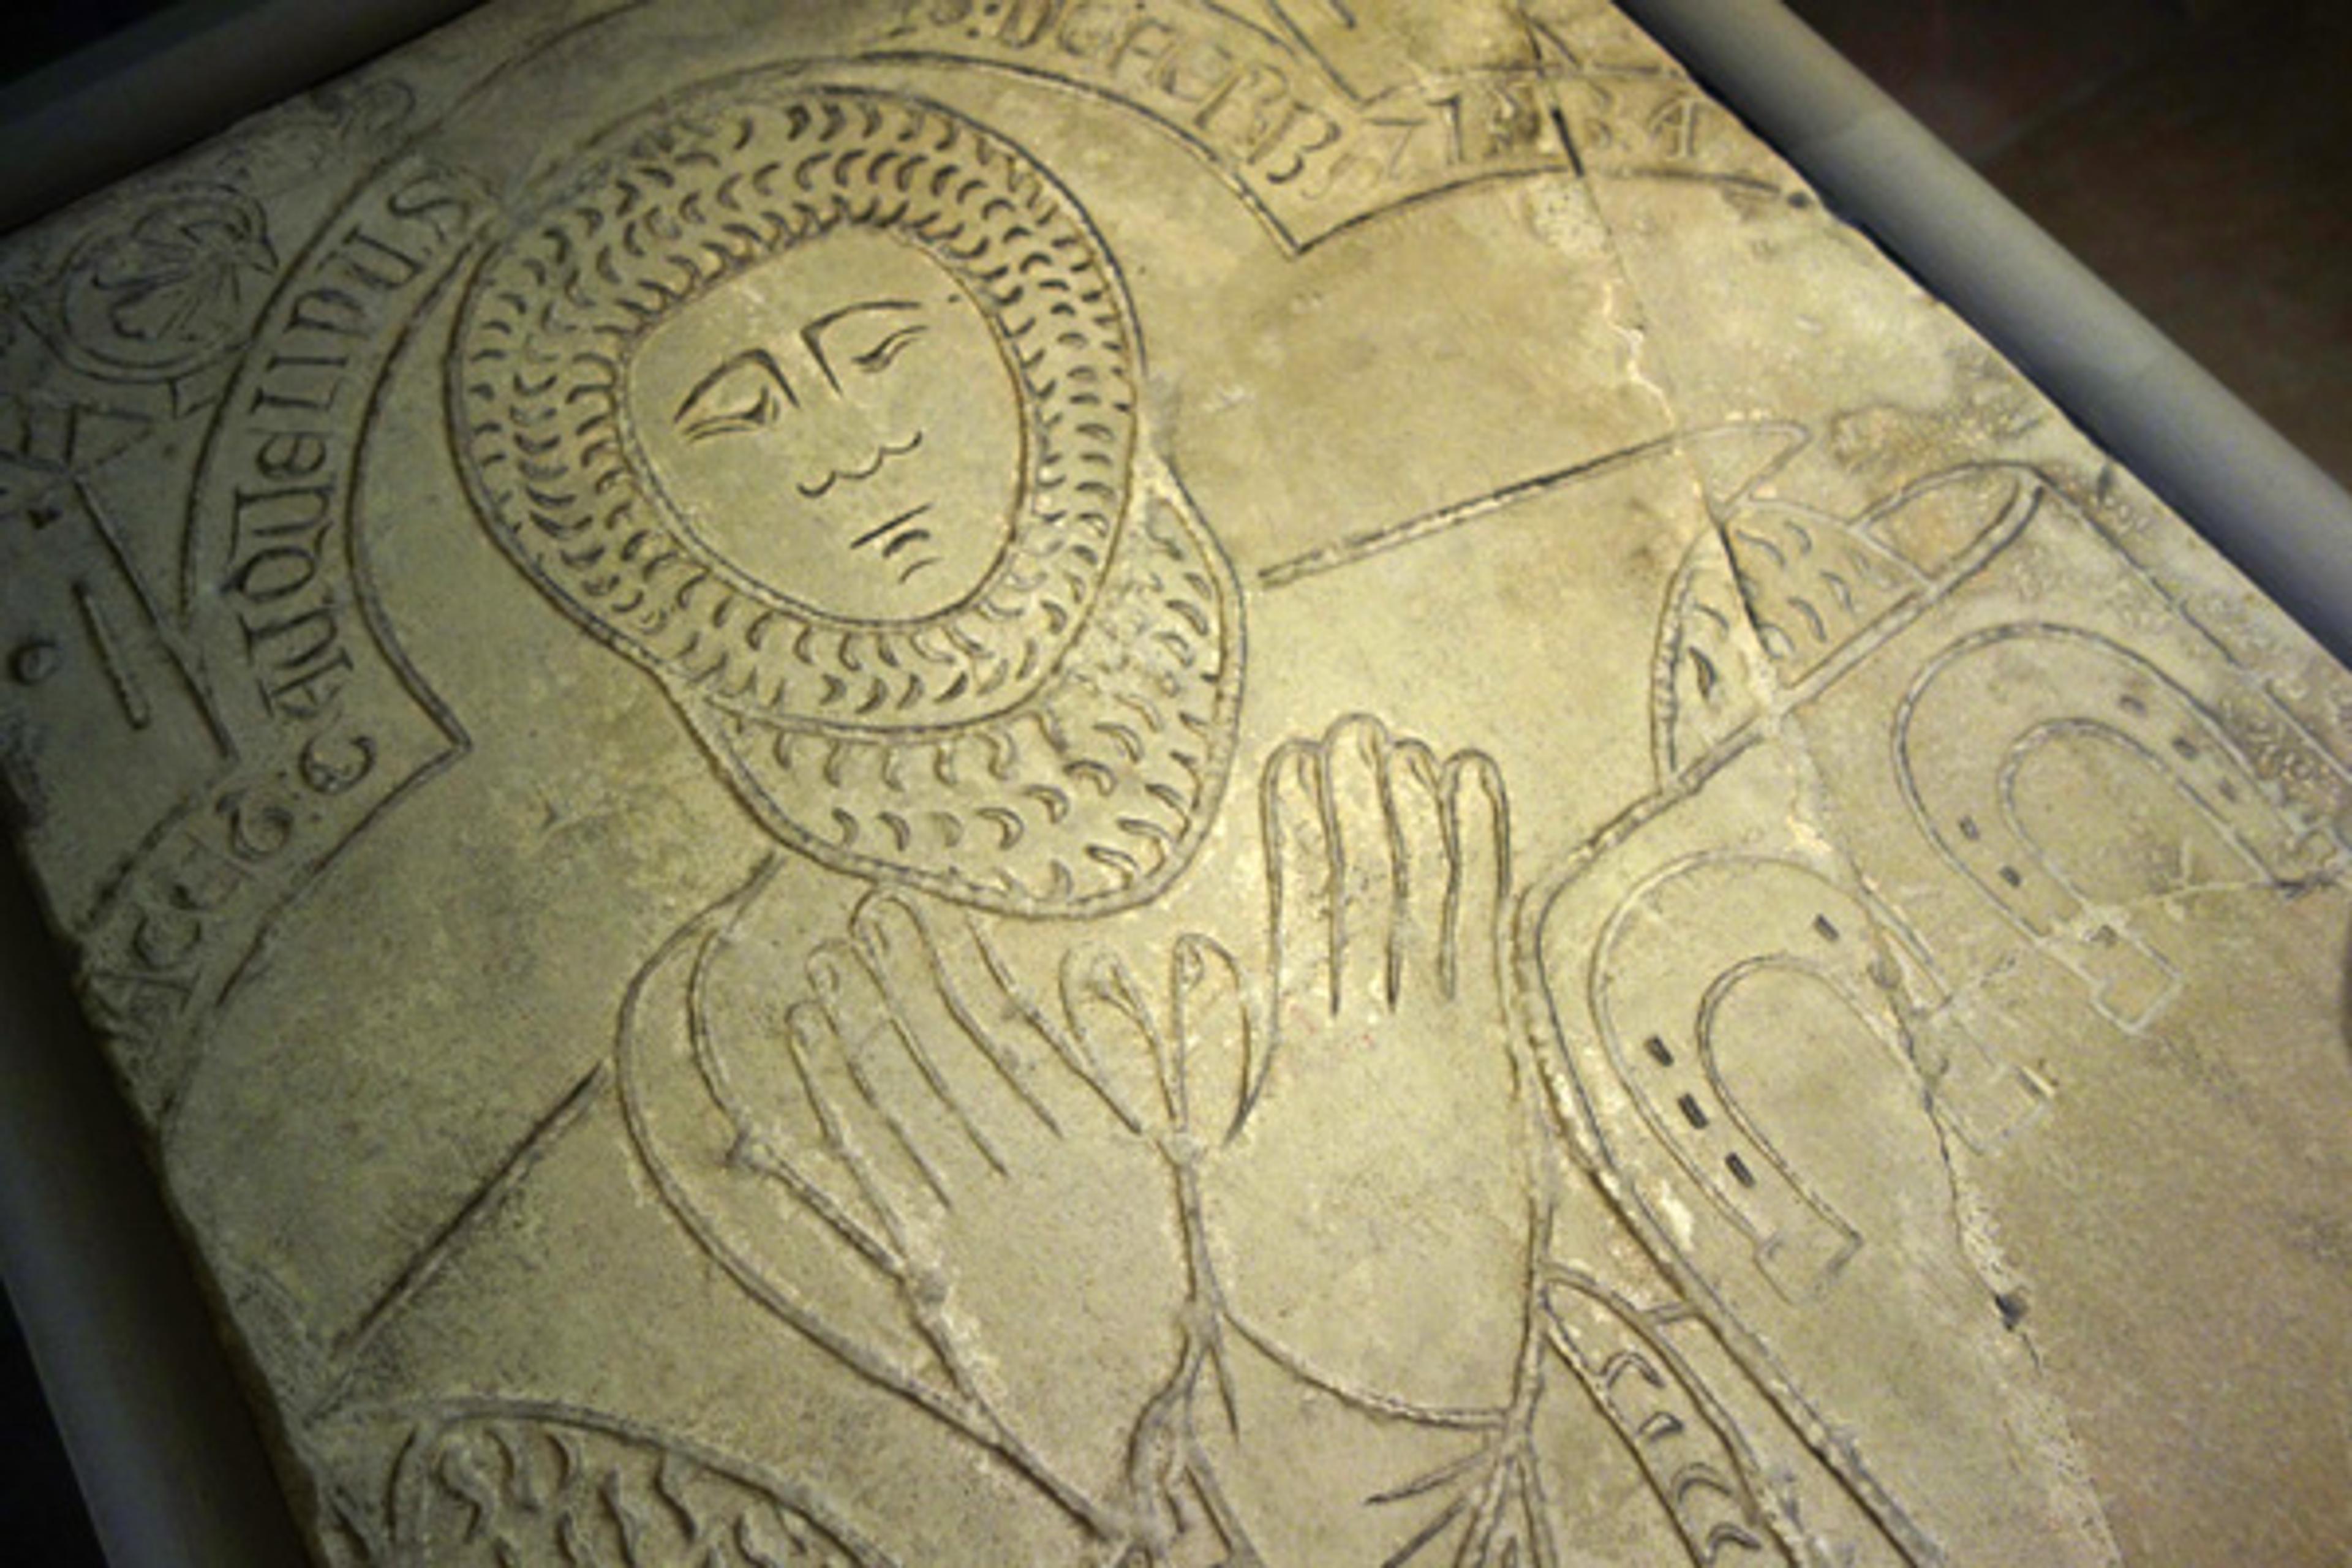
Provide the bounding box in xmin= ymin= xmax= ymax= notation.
xmin=693 ymin=479 xmax=1241 ymax=916
xmin=455 ymin=80 xmax=1241 ymax=914
xmin=456 ymin=83 xmax=1139 ymax=733
xmin=398 ymin=1409 xmax=884 ymax=1566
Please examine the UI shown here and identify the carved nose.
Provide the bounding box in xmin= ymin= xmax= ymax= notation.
xmin=793 ymin=428 xmax=919 ymax=499
xmin=780 ymin=395 xmax=900 ymax=499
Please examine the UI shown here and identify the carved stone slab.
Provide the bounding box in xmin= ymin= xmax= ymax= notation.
xmin=1 ymin=2 xmax=2346 ymax=1563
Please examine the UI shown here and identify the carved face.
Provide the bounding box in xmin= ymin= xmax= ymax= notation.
xmin=629 ymin=230 xmax=1023 ymax=623
xmin=459 ymin=85 xmax=1142 ymax=735
xmin=459 ymin=83 xmax=1241 ymax=913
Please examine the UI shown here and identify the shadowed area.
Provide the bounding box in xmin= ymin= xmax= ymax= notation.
xmin=1791 ymin=0 xmax=2352 ymax=489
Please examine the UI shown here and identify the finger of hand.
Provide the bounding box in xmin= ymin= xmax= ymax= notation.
xmin=853 ymin=894 xmax=1050 ymax=1159
xmin=1442 ymin=750 xmax=1512 ymax=1003
xmin=1060 ymin=944 xmax=1174 ymax=1134
xmin=1172 ymin=934 xmax=1252 ymax=1145
xmin=1263 ymin=737 xmax=1336 ymax=1027
xmin=804 ymin=940 xmax=959 ymax=1236
xmin=1325 ymin=714 xmax=1400 ymax=1011
xmin=614 ymin=934 xmax=931 ymax=1381
xmin=695 ymin=976 xmax=832 ymax=1186
xmin=775 ymin=1001 xmax=905 ymax=1273
xmin=948 ymin=916 xmax=1131 ymax=1140
xmin=694 ymin=905 xmax=870 ymax=1220
xmin=1387 ymin=737 xmax=1450 ymax=1005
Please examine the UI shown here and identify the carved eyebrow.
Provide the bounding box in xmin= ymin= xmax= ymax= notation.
xmin=674 ymin=347 xmax=795 ymax=424
xmin=802 ymin=298 xmax=921 ymax=387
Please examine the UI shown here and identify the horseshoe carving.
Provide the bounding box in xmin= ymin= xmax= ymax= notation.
xmin=1583 ymin=853 xmax=2032 ymax=1302
xmin=1895 ymin=623 xmax=2330 ymax=1033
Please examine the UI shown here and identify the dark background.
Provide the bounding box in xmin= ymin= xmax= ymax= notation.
xmin=0 ymin=1291 xmax=105 ymax=1563
xmin=6 ymin=1 xmax=180 ymax=82
xmin=0 ymin=10 xmax=194 ymax=1555
xmin=2 ymin=0 xmax=2345 ymax=1562
xmin=1783 ymin=0 xmax=2352 ymax=491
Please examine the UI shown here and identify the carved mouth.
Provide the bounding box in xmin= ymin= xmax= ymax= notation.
xmin=848 ymin=502 xmax=941 ymax=584
xmin=850 ymin=500 xmax=932 ymax=551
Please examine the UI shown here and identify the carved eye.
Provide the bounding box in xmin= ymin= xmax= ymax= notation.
xmin=674 ymin=356 xmax=788 ymax=442
xmin=850 ymin=323 xmax=927 ymax=374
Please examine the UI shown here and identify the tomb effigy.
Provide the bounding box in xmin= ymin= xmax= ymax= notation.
xmin=1 ymin=2 xmax=2346 ymax=1562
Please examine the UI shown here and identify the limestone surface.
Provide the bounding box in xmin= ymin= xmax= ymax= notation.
xmin=0 ymin=2 xmax=2345 ymax=1563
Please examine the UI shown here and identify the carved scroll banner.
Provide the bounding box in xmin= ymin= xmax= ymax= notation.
xmin=0 ymin=2 xmax=2345 ymax=1564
